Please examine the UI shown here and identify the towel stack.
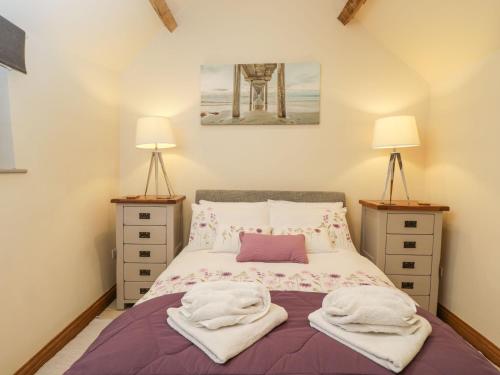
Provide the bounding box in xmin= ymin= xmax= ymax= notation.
xmin=177 ymin=281 xmax=272 ymax=329
xmin=309 ymin=285 xmax=432 ymax=373
xmin=167 ymin=281 xmax=287 ymax=364
xmin=321 ymin=285 xmax=421 ymax=335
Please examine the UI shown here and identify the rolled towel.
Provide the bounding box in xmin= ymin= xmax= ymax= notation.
xmin=322 ymin=286 xmax=418 ymax=332
xmin=168 ymin=303 xmax=288 ymax=364
xmin=309 ymin=309 xmax=432 ymax=373
xmin=179 ymin=281 xmax=271 ymax=329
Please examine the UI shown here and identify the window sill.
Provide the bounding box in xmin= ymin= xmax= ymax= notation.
xmin=0 ymin=168 xmax=27 ymax=174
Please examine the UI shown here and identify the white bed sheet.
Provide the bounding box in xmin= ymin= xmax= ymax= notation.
xmin=137 ymin=248 xmax=393 ymax=304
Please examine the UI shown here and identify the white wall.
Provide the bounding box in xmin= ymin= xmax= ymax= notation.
xmin=0 ymin=33 xmax=119 ymax=374
xmin=426 ymin=51 xmax=500 ymax=345
xmin=119 ymin=0 xmax=429 ymax=246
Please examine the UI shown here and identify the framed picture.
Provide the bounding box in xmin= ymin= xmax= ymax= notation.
xmin=201 ymin=62 xmax=320 ymax=125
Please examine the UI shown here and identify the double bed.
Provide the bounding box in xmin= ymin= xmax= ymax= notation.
xmin=66 ymin=190 xmax=497 ymax=375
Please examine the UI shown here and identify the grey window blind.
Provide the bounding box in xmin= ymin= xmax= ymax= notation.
xmin=0 ymin=15 xmax=26 ymax=74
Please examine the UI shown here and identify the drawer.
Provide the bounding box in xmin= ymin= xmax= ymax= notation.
xmin=387 ymin=213 xmax=434 ymax=234
xmin=387 ymin=275 xmax=430 ymax=295
xmin=386 ymin=234 xmax=433 ymax=255
xmin=385 ymin=255 xmax=432 ymax=275
xmin=124 ymin=244 xmax=167 ymax=263
xmin=124 ymin=226 xmax=166 ymax=244
xmin=124 ymin=281 xmax=153 ymax=300
xmin=411 ymin=295 xmax=429 ymax=310
xmin=124 ymin=206 xmax=167 ymax=225
xmin=124 ymin=263 xmax=166 ymax=281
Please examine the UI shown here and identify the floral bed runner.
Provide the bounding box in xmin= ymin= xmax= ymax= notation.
xmin=137 ymin=249 xmax=392 ymax=304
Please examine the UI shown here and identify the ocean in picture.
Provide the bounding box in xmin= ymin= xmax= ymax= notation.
xmin=201 ymin=63 xmax=320 ymax=125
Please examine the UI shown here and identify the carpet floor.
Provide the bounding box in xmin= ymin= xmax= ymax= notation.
xmin=35 ymin=301 xmax=123 ymax=375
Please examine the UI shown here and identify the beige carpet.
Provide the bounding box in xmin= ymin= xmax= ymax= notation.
xmin=35 ymin=301 xmax=124 ymax=375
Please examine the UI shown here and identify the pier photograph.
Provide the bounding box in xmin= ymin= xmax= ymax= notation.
xmin=201 ymin=62 xmax=320 ymax=125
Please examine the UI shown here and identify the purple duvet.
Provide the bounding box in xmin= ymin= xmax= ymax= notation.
xmin=66 ymin=291 xmax=498 ymax=375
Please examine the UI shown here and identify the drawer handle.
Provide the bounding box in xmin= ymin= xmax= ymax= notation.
xmin=139 ymin=250 xmax=151 ymax=258
xmin=139 ymin=212 xmax=151 ymax=220
xmin=139 ymin=269 xmax=151 ymax=276
xmin=139 ymin=232 xmax=151 ymax=239
xmin=401 ymin=281 xmax=414 ymax=289
xmin=404 ymin=220 xmax=418 ymax=228
xmin=402 ymin=261 xmax=415 ymax=269
xmin=404 ymin=241 xmax=417 ymax=249
xmin=139 ymin=287 xmax=150 ymax=294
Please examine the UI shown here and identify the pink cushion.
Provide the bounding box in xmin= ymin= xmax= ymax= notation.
xmin=236 ymin=232 xmax=308 ymax=263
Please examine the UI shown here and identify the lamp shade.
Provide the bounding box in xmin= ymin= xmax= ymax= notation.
xmin=136 ymin=117 xmax=176 ymax=150
xmin=372 ymin=116 xmax=420 ymax=149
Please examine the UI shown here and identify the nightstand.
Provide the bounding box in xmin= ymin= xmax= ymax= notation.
xmin=359 ymin=200 xmax=450 ymax=314
xmin=111 ymin=195 xmax=185 ymax=309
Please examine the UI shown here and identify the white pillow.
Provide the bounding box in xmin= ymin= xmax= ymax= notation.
xmin=268 ymin=199 xmax=344 ymax=209
xmin=269 ymin=205 xmax=355 ymax=251
xmin=273 ymin=226 xmax=334 ymax=253
xmin=186 ymin=201 xmax=270 ymax=251
xmin=186 ymin=203 xmax=218 ymax=251
xmin=212 ymin=224 xmax=272 ymax=253
xmin=198 ymin=201 xmax=270 ymax=226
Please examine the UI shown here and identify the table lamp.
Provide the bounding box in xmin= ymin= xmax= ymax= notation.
xmin=136 ymin=116 xmax=176 ymax=197
xmin=372 ymin=115 xmax=420 ymax=204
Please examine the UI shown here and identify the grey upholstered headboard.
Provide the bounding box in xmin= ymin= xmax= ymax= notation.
xmin=195 ymin=190 xmax=346 ymax=206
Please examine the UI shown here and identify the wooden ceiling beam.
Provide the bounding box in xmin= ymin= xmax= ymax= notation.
xmin=149 ymin=0 xmax=177 ymax=32
xmin=338 ymin=0 xmax=367 ymax=25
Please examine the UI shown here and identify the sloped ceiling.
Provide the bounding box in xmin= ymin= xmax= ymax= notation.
xmin=0 ymin=0 xmax=185 ymax=72
xmin=1 ymin=0 xmax=499 ymax=81
xmin=357 ymin=0 xmax=500 ymax=85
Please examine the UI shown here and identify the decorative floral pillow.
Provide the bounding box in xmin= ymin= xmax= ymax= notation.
xmin=211 ymin=224 xmax=272 ymax=253
xmin=273 ymin=226 xmax=334 ymax=253
xmin=185 ymin=204 xmax=218 ymax=251
xmin=269 ymin=205 xmax=356 ymax=251
xmin=320 ymin=208 xmax=356 ymax=251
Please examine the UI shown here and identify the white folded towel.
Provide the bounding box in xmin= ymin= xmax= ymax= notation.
xmin=325 ymin=320 xmax=420 ymax=335
xmin=168 ymin=303 xmax=288 ymax=364
xmin=179 ymin=281 xmax=271 ymax=329
xmin=309 ymin=309 xmax=432 ymax=373
xmin=322 ymin=286 xmax=418 ymax=334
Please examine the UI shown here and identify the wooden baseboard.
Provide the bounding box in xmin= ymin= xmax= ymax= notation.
xmin=438 ymin=303 xmax=499 ymax=366
xmin=15 ymin=285 xmax=116 ymax=375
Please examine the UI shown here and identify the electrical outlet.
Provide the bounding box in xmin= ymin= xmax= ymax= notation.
xmin=111 ymin=248 xmax=117 ymax=259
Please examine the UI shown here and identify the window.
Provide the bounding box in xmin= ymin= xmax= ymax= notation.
xmin=0 ymin=66 xmax=16 ymax=169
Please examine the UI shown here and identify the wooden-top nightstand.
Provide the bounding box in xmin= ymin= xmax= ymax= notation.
xmin=111 ymin=195 xmax=185 ymax=309
xmin=359 ymin=200 xmax=450 ymax=314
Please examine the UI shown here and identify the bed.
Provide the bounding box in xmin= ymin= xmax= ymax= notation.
xmin=66 ymin=190 xmax=498 ymax=375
